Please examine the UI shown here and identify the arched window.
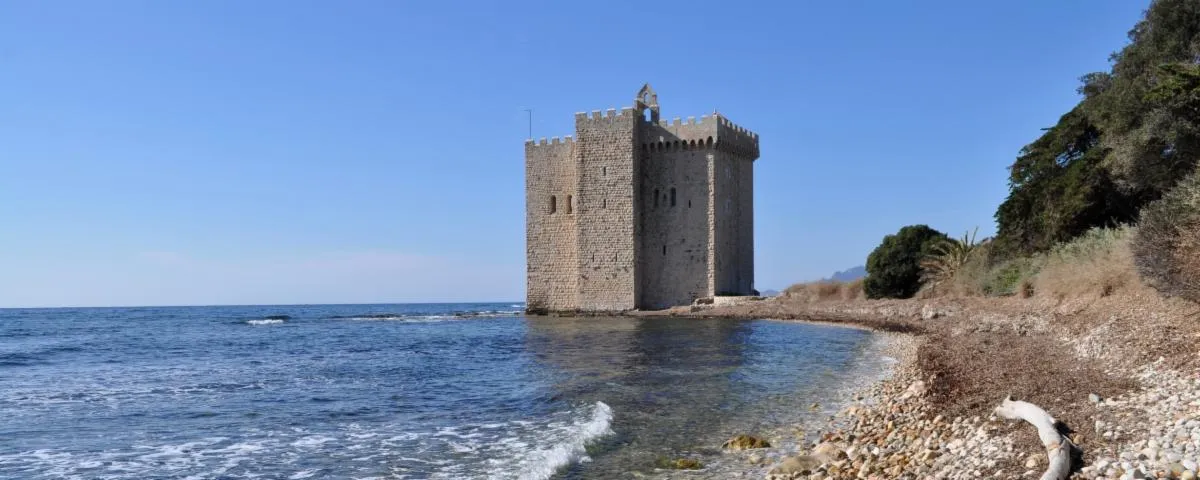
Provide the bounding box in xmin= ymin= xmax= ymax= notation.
xmin=670 ymin=188 xmax=676 ymax=207
xmin=549 ymin=195 xmax=557 ymax=214
xmin=566 ymin=195 xmax=573 ymax=214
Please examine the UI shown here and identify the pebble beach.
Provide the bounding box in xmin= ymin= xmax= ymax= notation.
xmin=662 ymin=293 xmax=1200 ymax=479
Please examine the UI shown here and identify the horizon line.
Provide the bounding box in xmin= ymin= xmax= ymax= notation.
xmin=0 ymin=300 xmax=526 ymax=310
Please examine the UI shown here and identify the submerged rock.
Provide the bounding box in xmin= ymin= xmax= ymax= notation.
xmin=655 ymin=457 xmax=703 ymax=470
xmin=722 ymin=434 xmax=771 ymax=450
xmin=767 ymin=455 xmax=822 ymax=475
xmin=811 ymin=441 xmax=847 ymax=462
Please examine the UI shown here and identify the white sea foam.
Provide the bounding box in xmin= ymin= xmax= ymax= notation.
xmin=502 ymin=401 xmax=614 ymax=480
xmin=0 ymin=400 xmax=615 ymax=479
xmin=246 ymin=319 xmax=283 ymax=325
xmin=288 ymin=469 xmax=318 ymax=479
xmin=290 ymin=435 xmax=334 ymax=448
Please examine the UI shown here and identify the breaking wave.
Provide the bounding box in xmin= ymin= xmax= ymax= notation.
xmin=246 ymin=319 xmax=284 ymax=325
xmin=507 ymin=401 xmax=615 ymax=480
xmin=0 ymin=401 xmax=616 ymax=480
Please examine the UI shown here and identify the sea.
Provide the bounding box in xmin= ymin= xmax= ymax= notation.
xmin=0 ymin=303 xmax=895 ymax=479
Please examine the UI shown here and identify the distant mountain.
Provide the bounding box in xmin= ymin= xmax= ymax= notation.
xmin=758 ymin=289 xmax=781 ymax=297
xmin=828 ymin=266 xmax=866 ymax=282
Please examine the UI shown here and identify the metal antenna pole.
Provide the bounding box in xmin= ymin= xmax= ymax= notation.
xmin=523 ymin=109 xmax=533 ymax=139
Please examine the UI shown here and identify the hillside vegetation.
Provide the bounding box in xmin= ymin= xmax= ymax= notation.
xmin=788 ymin=0 xmax=1200 ymax=305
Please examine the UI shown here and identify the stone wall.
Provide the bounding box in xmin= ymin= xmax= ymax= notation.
xmin=712 ymin=150 xmax=737 ymax=295
xmin=525 ymin=139 xmax=578 ymax=312
xmin=638 ymin=149 xmax=710 ymax=308
xmin=711 ymin=147 xmax=756 ymax=296
xmin=573 ymin=109 xmax=639 ymax=311
xmin=738 ymin=150 xmax=755 ymax=293
xmin=638 ymin=120 xmax=718 ymax=309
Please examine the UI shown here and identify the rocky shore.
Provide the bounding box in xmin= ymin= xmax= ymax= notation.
xmin=652 ymin=292 xmax=1200 ymax=479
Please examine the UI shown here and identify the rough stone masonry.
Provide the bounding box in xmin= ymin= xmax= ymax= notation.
xmin=525 ymin=84 xmax=759 ymax=313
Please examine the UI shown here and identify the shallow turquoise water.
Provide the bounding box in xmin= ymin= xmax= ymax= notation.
xmin=0 ymin=304 xmax=881 ymax=479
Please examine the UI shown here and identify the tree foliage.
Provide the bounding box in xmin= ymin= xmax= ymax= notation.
xmin=864 ymin=225 xmax=948 ymax=299
xmin=991 ymin=0 xmax=1200 ymax=261
xmin=991 ymin=106 xmax=1151 ymax=260
xmin=1080 ymin=0 xmax=1200 ymax=195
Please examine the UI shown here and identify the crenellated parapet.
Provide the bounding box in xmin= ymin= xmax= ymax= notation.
xmin=574 ymin=107 xmax=637 ymax=124
xmin=524 ymin=135 xmax=576 ymax=148
xmin=636 ymin=113 xmax=758 ymax=159
xmin=640 ymin=115 xmax=717 ymax=153
xmin=713 ymin=114 xmax=760 ymax=159
xmin=524 ymin=135 xmax=576 ymax=172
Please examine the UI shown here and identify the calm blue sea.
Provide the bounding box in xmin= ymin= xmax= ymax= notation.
xmin=0 ymin=303 xmax=888 ymax=479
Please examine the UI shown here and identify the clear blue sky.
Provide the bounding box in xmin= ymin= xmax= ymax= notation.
xmin=0 ymin=0 xmax=1150 ymax=307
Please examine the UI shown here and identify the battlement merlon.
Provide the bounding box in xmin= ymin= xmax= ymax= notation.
xmin=573 ymin=107 xmax=638 ymax=124
xmin=524 ymin=135 xmax=575 ymax=153
xmin=637 ymin=111 xmax=759 ymax=159
xmin=714 ymin=114 xmax=760 ymax=160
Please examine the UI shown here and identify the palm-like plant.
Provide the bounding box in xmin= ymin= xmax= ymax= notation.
xmin=921 ymin=227 xmax=981 ymax=288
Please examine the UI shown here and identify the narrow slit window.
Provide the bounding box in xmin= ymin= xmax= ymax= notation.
xmin=653 ymin=189 xmax=659 ymax=208
xmin=670 ymin=188 xmax=676 ymax=207
xmin=566 ymin=195 xmax=573 ymax=214
xmin=662 ymin=245 xmax=666 ymax=256
xmin=602 ymin=166 xmax=607 ymax=176
xmin=550 ymin=195 xmax=557 ymax=214
xmin=602 ymin=198 xmax=607 ymax=209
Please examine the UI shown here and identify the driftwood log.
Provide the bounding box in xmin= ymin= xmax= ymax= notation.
xmin=994 ymin=396 xmax=1075 ymax=480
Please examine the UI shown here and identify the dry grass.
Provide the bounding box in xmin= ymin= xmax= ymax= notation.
xmin=918 ymin=329 xmax=1136 ymax=420
xmin=916 ymin=324 xmax=1138 ymax=470
xmin=782 ymin=279 xmax=864 ymax=303
xmin=924 ymin=228 xmax=1138 ymax=301
xmin=1032 ymin=227 xmax=1140 ymax=300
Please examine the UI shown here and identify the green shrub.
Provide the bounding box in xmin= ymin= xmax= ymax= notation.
xmin=864 ymin=225 xmax=949 ymax=299
xmin=982 ymin=257 xmax=1042 ymax=297
xmin=1132 ymin=170 xmax=1200 ymax=302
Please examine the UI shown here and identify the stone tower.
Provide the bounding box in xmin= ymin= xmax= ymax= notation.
xmin=525 ymin=84 xmax=759 ymax=313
